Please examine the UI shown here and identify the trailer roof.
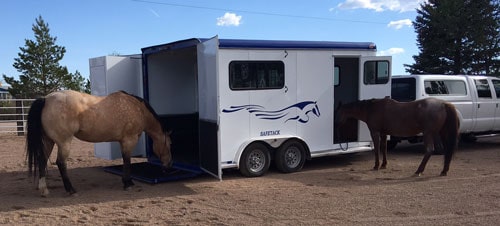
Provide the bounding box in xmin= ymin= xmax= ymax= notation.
xmin=142 ymin=38 xmax=377 ymax=55
xmin=215 ymin=39 xmax=376 ymax=50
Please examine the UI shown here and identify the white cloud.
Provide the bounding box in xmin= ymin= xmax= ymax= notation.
xmin=378 ymin=47 xmax=405 ymax=56
xmin=387 ymin=19 xmax=412 ymax=29
xmin=337 ymin=0 xmax=427 ymax=12
xmin=216 ymin=12 xmax=242 ymax=27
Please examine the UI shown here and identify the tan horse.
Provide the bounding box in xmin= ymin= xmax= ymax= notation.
xmin=336 ymin=97 xmax=459 ymax=176
xmin=26 ymin=90 xmax=172 ymax=196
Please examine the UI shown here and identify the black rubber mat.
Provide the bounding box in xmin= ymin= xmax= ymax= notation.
xmin=103 ymin=162 xmax=203 ymax=184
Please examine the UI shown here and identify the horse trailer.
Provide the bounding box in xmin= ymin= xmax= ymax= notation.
xmin=89 ymin=36 xmax=392 ymax=180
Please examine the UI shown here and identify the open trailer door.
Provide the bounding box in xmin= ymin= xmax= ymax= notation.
xmin=198 ymin=36 xmax=222 ymax=179
xmin=358 ymin=56 xmax=392 ymax=142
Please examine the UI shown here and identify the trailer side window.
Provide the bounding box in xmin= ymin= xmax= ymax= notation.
xmin=363 ymin=61 xmax=389 ymax=85
xmin=229 ymin=61 xmax=284 ymax=90
xmin=334 ymin=66 xmax=340 ymax=86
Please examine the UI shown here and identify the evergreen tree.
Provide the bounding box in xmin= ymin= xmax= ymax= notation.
xmin=2 ymin=16 xmax=89 ymax=98
xmin=406 ymin=0 xmax=500 ymax=76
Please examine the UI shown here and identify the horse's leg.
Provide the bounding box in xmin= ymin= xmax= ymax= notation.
xmin=380 ymin=134 xmax=388 ymax=169
xmin=55 ymin=139 xmax=77 ymax=195
xmin=370 ymin=130 xmax=381 ymax=170
xmin=38 ymin=137 xmax=54 ymax=197
xmin=415 ymin=133 xmax=434 ymax=176
xmin=120 ymin=138 xmax=138 ymax=190
xmin=434 ymin=134 xmax=443 ymax=153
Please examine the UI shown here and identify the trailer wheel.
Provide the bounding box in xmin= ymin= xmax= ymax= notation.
xmin=239 ymin=143 xmax=271 ymax=177
xmin=275 ymin=140 xmax=306 ymax=173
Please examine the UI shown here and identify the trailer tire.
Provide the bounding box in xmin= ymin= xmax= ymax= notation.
xmin=239 ymin=143 xmax=271 ymax=177
xmin=275 ymin=140 xmax=306 ymax=173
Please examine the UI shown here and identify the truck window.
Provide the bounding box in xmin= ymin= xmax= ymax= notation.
xmin=474 ymin=79 xmax=492 ymax=98
xmin=424 ymin=80 xmax=467 ymax=96
xmin=492 ymin=79 xmax=500 ymax=98
xmin=391 ymin=77 xmax=416 ymax=102
xmin=364 ymin=61 xmax=389 ymax=85
xmin=229 ymin=61 xmax=285 ymax=90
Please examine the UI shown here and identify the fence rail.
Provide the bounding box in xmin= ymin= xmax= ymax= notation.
xmin=0 ymin=99 xmax=34 ymax=135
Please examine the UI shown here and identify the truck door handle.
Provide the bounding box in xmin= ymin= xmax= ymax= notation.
xmin=478 ymin=104 xmax=481 ymax=108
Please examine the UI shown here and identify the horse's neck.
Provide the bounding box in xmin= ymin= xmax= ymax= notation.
xmin=349 ymin=106 xmax=369 ymax=122
xmin=143 ymin=112 xmax=163 ymax=140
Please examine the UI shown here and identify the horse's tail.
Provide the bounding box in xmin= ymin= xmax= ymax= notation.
xmin=440 ymin=102 xmax=460 ymax=174
xmin=26 ymin=98 xmax=46 ymax=177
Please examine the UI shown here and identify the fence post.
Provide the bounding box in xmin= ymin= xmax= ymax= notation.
xmin=16 ymin=100 xmax=24 ymax=136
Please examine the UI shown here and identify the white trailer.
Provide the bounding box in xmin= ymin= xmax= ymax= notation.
xmin=90 ymin=36 xmax=392 ymax=180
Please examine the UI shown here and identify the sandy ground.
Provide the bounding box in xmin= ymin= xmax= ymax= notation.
xmin=1 ymin=134 xmax=500 ymax=225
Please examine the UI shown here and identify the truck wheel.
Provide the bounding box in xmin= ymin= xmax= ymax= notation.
xmin=239 ymin=143 xmax=271 ymax=177
xmin=387 ymin=140 xmax=398 ymax=150
xmin=275 ymin=140 xmax=306 ymax=173
xmin=461 ymin=134 xmax=477 ymax=143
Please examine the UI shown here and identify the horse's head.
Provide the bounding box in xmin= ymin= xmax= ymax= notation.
xmin=336 ymin=100 xmax=371 ymax=125
xmin=335 ymin=103 xmax=348 ymax=125
xmin=153 ymin=131 xmax=173 ymax=168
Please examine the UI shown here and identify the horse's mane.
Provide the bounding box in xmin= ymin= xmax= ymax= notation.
xmin=119 ymin=91 xmax=167 ymax=133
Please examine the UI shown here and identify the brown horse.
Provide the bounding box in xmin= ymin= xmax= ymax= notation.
xmin=336 ymin=97 xmax=459 ymax=176
xmin=26 ymin=90 xmax=172 ymax=196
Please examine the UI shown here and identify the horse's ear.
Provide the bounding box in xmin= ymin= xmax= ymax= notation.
xmin=167 ymin=130 xmax=173 ymax=135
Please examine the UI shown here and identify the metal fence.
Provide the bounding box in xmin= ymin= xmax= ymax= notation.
xmin=0 ymin=99 xmax=34 ymax=135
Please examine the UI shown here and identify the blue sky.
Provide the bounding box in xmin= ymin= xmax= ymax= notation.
xmin=0 ymin=0 xmax=425 ymax=84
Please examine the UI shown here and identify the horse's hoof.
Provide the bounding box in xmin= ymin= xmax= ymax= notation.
xmin=40 ymin=190 xmax=49 ymax=198
xmin=440 ymin=172 xmax=447 ymax=176
xmin=124 ymin=185 xmax=134 ymax=191
xmin=372 ymin=167 xmax=379 ymax=171
xmin=413 ymin=173 xmax=422 ymax=177
xmin=40 ymin=189 xmax=49 ymax=197
xmin=70 ymin=192 xmax=79 ymax=197
xmin=380 ymin=166 xmax=387 ymax=170
xmin=123 ymin=181 xmax=135 ymax=190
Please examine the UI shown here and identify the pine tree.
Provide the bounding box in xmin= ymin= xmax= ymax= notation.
xmin=406 ymin=0 xmax=500 ymax=76
xmin=2 ymin=16 xmax=89 ymax=98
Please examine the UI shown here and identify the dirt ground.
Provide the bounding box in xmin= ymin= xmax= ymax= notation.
xmin=1 ymin=134 xmax=500 ymax=226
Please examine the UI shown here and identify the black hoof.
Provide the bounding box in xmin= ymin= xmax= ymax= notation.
xmin=69 ymin=189 xmax=77 ymax=195
xmin=123 ymin=179 xmax=135 ymax=190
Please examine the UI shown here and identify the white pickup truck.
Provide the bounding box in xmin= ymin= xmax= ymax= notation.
xmin=390 ymin=74 xmax=500 ymax=148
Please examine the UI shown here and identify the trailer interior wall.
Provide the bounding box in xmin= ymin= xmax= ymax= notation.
xmin=89 ymin=55 xmax=146 ymax=160
xmin=144 ymin=46 xmax=200 ymax=165
xmin=334 ymin=57 xmax=360 ymax=143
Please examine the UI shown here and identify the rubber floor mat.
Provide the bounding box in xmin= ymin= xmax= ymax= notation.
xmin=103 ymin=162 xmax=203 ymax=184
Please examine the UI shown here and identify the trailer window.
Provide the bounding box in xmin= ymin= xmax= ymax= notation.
xmin=363 ymin=61 xmax=389 ymax=85
xmin=334 ymin=66 xmax=340 ymax=86
xmin=229 ymin=61 xmax=284 ymax=90
xmin=424 ymin=80 xmax=467 ymax=96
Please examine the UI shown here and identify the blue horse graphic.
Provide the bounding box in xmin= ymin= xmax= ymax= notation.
xmin=222 ymin=101 xmax=320 ymax=123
